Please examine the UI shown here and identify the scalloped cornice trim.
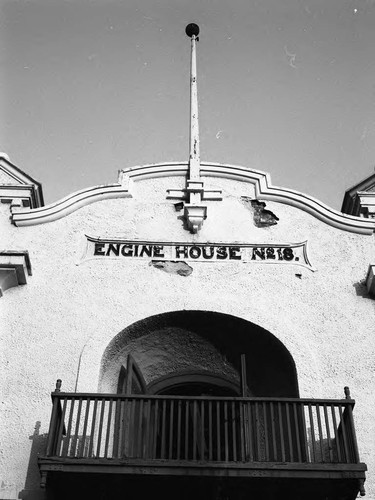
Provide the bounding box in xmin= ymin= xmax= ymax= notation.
xmin=11 ymin=161 xmax=375 ymax=234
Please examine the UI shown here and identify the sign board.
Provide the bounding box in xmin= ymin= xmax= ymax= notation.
xmin=81 ymin=236 xmax=315 ymax=271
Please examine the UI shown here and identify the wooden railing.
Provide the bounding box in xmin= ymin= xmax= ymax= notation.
xmin=44 ymin=387 xmax=361 ymax=465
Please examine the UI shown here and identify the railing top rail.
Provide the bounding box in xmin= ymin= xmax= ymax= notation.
xmin=50 ymin=391 xmax=355 ymax=405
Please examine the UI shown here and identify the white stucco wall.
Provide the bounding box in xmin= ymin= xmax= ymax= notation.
xmin=1 ymin=173 xmax=374 ymax=499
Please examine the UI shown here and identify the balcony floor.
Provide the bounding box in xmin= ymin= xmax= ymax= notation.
xmin=39 ymin=456 xmax=366 ymax=480
xmin=39 ymin=462 xmax=366 ymax=500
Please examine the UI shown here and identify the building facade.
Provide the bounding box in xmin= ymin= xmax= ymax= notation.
xmin=1 ymin=153 xmax=375 ymax=500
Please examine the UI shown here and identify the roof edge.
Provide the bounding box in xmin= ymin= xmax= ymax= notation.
xmin=10 ymin=161 xmax=375 ymax=234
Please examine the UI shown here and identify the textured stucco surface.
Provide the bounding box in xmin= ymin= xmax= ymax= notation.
xmin=100 ymin=327 xmax=240 ymax=394
xmin=1 ymin=173 xmax=375 ymax=499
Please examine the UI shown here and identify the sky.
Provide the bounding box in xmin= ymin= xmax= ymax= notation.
xmin=1 ymin=0 xmax=375 ymax=209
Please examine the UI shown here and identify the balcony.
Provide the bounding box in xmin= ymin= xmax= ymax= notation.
xmin=38 ymin=386 xmax=366 ymax=500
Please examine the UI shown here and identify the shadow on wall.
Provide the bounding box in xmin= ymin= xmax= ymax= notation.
xmin=352 ymin=280 xmax=372 ymax=299
xmin=18 ymin=421 xmax=48 ymax=500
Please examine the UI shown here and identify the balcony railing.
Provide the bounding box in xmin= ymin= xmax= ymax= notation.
xmin=42 ymin=388 xmax=362 ymax=467
xmin=38 ymin=384 xmax=367 ymax=499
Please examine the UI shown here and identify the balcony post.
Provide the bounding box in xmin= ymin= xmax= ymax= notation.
xmin=343 ymin=386 xmax=361 ymax=463
xmin=45 ymin=379 xmax=62 ymax=456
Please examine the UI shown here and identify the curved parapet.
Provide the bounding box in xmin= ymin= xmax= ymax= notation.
xmin=11 ymin=161 xmax=375 ymax=235
xmin=200 ymin=162 xmax=375 ymax=235
xmin=11 ymin=183 xmax=132 ymax=226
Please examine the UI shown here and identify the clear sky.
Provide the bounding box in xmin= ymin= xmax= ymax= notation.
xmin=1 ymin=0 xmax=375 ymax=209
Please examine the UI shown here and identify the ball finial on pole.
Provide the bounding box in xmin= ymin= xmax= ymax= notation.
xmin=185 ymin=23 xmax=200 ymax=38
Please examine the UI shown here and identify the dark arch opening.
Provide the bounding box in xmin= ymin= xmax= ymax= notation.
xmin=101 ymin=310 xmax=299 ymax=397
xmin=148 ymin=371 xmax=241 ymax=396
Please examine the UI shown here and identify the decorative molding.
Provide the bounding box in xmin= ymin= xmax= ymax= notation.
xmin=183 ymin=204 xmax=207 ymax=233
xmin=12 ymin=184 xmax=132 ymax=226
xmin=0 ymin=155 xmax=44 ymax=208
xmin=0 ymin=251 xmax=32 ymax=297
xmin=366 ymin=265 xmax=375 ymax=297
xmin=9 ymin=161 xmax=375 ymax=234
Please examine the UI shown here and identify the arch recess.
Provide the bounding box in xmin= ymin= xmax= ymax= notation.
xmin=99 ymin=310 xmax=300 ymax=398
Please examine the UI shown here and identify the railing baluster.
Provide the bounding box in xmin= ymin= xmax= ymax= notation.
xmin=200 ymin=400 xmax=205 ymax=461
xmin=104 ymin=398 xmax=113 ymax=458
xmin=136 ymin=399 xmax=144 ymax=458
xmin=208 ymin=400 xmax=213 ymax=461
xmin=270 ymin=402 xmax=277 ymax=461
xmin=285 ymin=402 xmax=293 ymax=462
xmin=169 ymin=399 xmax=174 ymax=459
xmin=113 ymin=397 xmax=120 ymax=459
xmin=121 ymin=397 xmax=131 ymax=458
xmin=338 ymin=404 xmax=350 ymax=463
xmin=185 ymin=400 xmax=189 ymax=460
xmin=62 ymin=398 xmax=75 ymax=457
xmin=292 ymin=402 xmax=302 ymax=462
xmin=331 ymin=404 xmax=342 ymax=462
xmin=344 ymin=402 xmax=360 ymax=463
xmin=323 ymin=404 xmax=333 ymax=463
xmin=308 ymin=403 xmax=317 ymax=462
xmin=177 ymin=399 xmax=182 ymax=460
xmin=79 ymin=398 xmax=90 ymax=458
xmin=152 ymin=399 xmax=159 ymax=459
xmin=72 ymin=398 xmax=83 ymax=457
xmin=262 ymin=401 xmax=269 ymax=461
xmin=239 ymin=401 xmax=245 ymax=462
xmin=255 ymin=402 xmax=260 ymax=461
xmin=344 ymin=387 xmax=359 ymax=464
xmin=278 ymin=402 xmax=286 ymax=462
xmin=316 ymin=404 xmax=324 ymax=462
xmin=193 ymin=400 xmax=197 ymax=460
xmin=161 ymin=399 xmax=167 ymax=459
xmin=224 ymin=401 xmax=229 ymax=462
xmin=299 ymin=402 xmax=309 ymax=463
xmin=128 ymin=398 xmax=136 ymax=457
xmin=112 ymin=396 xmax=122 ymax=459
xmin=216 ymin=401 xmax=221 ymax=461
xmin=231 ymin=401 xmax=237 ymax=462
xmin=144 ymin=399 xmax=152 ymax=459
xmin=56 ymin=397 xmax=68 ymax=457
xmin=88 ymin=398 xmax=98 ymax=458
xmin=246 ymin=402 xmax=253 ymax=462
xmin=46 ymin=395 xmax=60 ymax=457
xmin=96 ymin=399 xmax=106 ymax=457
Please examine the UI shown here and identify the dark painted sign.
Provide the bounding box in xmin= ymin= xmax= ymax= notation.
xmin=81 ymin=236 xmax=314 ymax=270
